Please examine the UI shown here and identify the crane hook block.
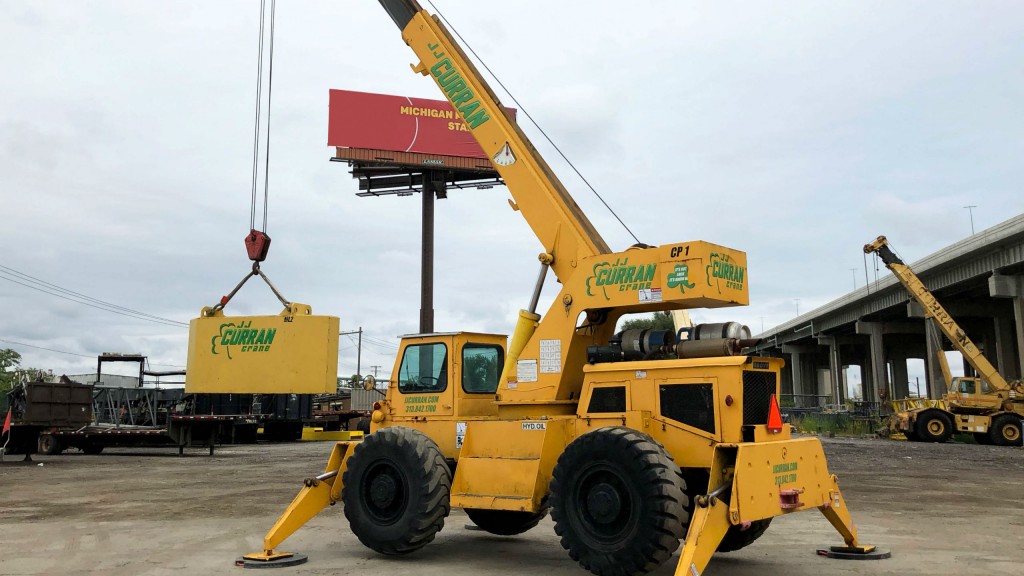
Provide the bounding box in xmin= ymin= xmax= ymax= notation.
xmin=246 ymin=229 xmax=272 ymax=262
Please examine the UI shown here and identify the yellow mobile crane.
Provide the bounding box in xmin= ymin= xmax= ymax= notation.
xmin=864 ymin=236 xmax=1024 ymax=446
xmin=240 ymin=2 xmax=886 ymax=572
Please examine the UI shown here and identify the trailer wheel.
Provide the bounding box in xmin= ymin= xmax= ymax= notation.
xmin=915 ymin=410 xmax=953 ymax=443
xmin=356 ymin=419 xmax=371 ymax=435
xmin=717 ymin=518 xmax=773 ymax=552
xmin=38 ymin=434 xmax=63 ymax=456
xmin=989 ymin=415 xmax=1023 ymax=447
xmin=342 ymin=426 xmax=451 ymax=555
xmin=550 ymin=427 xmax=688 ymax=576
xmin=82 ymin=444 xmax=104 ymax=455
xmin=464 ymin=508 xmax=548 ymax=536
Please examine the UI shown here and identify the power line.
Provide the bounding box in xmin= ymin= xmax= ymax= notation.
xmin=0 ymin=337 xmax=93 ymax=359
xmin=363 ymin=335 xmax=398 ymax=347
xmin=0 ymin=337 xmax=184 ymax=368
xmin=428 ymin=1 xmax=641 ymax=245
xmin=0 ymin=264 xmax=187 ymax=328
xmin=362 ymin=342 xmax=399 ymax=355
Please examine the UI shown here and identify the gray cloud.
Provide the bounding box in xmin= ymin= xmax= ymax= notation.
xmin=1 ymin=0 xmax=1021 ymax=379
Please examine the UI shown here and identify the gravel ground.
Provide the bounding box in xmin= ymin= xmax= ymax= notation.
xmin=1 ymin=435 xmax=1022 ymax=576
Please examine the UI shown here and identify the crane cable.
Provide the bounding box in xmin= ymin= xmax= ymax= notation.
xmin=426 ymin=1 xmax=642 ymax=245
xmin=210 ymin=0 xmax=287 ymax=314
xmin=249 ymin=0 xmax=276 ymax=236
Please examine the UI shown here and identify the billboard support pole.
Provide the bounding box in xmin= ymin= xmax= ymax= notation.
xmin=420 ymin=174 xmax=436 ymax=334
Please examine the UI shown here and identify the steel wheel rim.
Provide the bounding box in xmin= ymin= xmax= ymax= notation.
xmin=927 ymin=419 xmax=945 ymax=435
xmin=362 ymin=459 xmax=409 ymax=524
xmin=571 ymin=463 xmax=640 ymax=548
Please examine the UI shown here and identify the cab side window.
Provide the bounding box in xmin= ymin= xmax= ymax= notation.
xmin=462 ymin=344 xmax=502 ymax=394
xmin=397 ymin=343 xmax=448 ymax=393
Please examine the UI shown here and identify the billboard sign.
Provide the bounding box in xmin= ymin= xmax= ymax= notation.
xmin=328 ymin=89 xmax=515 ymax=159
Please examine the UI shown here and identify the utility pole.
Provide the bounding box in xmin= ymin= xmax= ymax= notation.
xmin=849 ymin=268 xmax=857 ymax=291
xmin=369 ymin=365 xmax=382 ymax=378
xmin=964 ymin=205 xmax=977 ymax=235
xmin=794 ymin=298 xmax=801 ymax=316
xmin=339 ymin=327 xmax=363 ymax=378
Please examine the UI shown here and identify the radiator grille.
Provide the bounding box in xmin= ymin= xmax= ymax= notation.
xmin=659 ymin=383 xmax=715 ymax=434
xmin=587 ymin=387 xmax=626 ymax=413
xmin=743 ymin=371 xmax=777 ymax=425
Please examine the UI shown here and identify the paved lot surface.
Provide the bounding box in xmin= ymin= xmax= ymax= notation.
xmin=2 ymin=435 xmax=1022 ymax=576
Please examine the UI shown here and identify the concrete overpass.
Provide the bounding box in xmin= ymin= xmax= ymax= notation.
xmin=753 ymin=213 xmax=1024 ymax=409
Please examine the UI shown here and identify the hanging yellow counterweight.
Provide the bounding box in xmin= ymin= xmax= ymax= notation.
xmin=187 ymin=302 xmax=339 ymax=394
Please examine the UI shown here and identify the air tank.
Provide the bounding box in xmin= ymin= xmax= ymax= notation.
xmin=690 ymin=322 xmax=751 ymax=341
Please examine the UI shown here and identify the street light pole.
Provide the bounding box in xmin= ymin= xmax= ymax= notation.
xmin=849 ymin=268 xmax=857 ymax=291
xmin=964 ymin=205 xmax=977 ymax=235
xmin=794 ymin=298 xmax=801 ymax=316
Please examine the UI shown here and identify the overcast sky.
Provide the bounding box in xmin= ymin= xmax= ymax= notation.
xmin=1 ymin=1 xmax=1022 ymax=382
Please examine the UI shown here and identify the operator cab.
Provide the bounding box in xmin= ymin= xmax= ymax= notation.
xmin=386 ymin=332 xmax=506 ymax=421
xmin=948 ymin=376 xmax=999 ymax=411
xmin=949 ymin=376 xmax=995 ymax=396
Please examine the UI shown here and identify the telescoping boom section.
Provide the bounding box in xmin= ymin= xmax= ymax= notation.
xmin=864 ymin=235 xmax=1008 ymax=389
xmin=381 ymin=0 xmax=752 ymax=406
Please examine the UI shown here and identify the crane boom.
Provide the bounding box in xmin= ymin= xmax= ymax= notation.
xmin=378 ymin=0 xmax=749 ymax=403
xmin=380 ymin=0 xmax=610 ymax=283
xmin=864 ymin=235 xmax=1008 ymax=390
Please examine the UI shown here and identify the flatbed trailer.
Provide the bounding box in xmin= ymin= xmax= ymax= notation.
xmin=308 ymin=409 xmax=369 ymax=431
xmin=42 ymin=414 xmax=255 ymax=456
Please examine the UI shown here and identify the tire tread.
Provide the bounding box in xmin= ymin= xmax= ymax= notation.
xmin=341 ymin=426 xmax=451 ymax=555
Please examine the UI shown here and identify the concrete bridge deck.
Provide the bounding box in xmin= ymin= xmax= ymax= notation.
xmin=753 ymin=213 xmax=1024 ymax=407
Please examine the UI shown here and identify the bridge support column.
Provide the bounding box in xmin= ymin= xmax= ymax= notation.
xmin=890 ymin=354 xmax=909 ymax=399
xmin=792 ymin=352 xmax=805 ymax=398
xmin=855 ymin=321 xmax=884 ymax=403
xmin=994 ymin=317 xmax=1019 ymax=380
xmin=782 ymin=344 xmax=819 ymax=407
xmin=924 ymin=320 xmax=947 ymax=399
xmin=817 ymin=336 xmax=844 ymax=405
xmin=989 ymin=273 xmax=1024 ymax=380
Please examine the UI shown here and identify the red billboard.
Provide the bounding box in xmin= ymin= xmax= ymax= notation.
xmin=328 ymin=89 xmax=513 ymax=159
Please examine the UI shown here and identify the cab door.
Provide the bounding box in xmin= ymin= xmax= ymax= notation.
xmin=454 ymin=340 xmax=503 ymax=418
xmin=390 ymin=338 xmax=454 ymax=417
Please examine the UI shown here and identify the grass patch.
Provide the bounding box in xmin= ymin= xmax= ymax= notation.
xmin=790 ymin=413 xmax=879 ymax=436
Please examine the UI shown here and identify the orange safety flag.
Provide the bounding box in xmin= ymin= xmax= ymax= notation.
xmin=767 ymin=394 xmax=784 ymax=433
xmin=1 ymin=408 xmax=10 ymax=437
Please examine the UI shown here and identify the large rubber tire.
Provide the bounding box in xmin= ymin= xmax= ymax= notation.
xmin=341 ymin=427 xmax=451 ymax=555
xmin=550 ymin=427 xmax=689 ymax=576
xmin=464 ymin=508 xmax=548 ymax=536
xmin=356 ymin=419 xmax=371 ymax=435
xmin=915 ymin=410 xmax=953 ymax=443
xmin=989 ymin=414 xmax=1023 ymax=447
xmin=38 ymin=434 xmax=63 ymax=456
xmin=717 ymin=518 xmax=773 ymax=552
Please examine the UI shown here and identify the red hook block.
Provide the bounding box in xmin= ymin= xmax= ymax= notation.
xmin=245 ymin=229 xmax=271 ymax=262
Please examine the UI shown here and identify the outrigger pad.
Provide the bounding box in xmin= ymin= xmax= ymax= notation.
xmin=235 ymin=554 xmax=308 ymax=569
xmin=818 ymin=546 xmax=891 ymax=560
